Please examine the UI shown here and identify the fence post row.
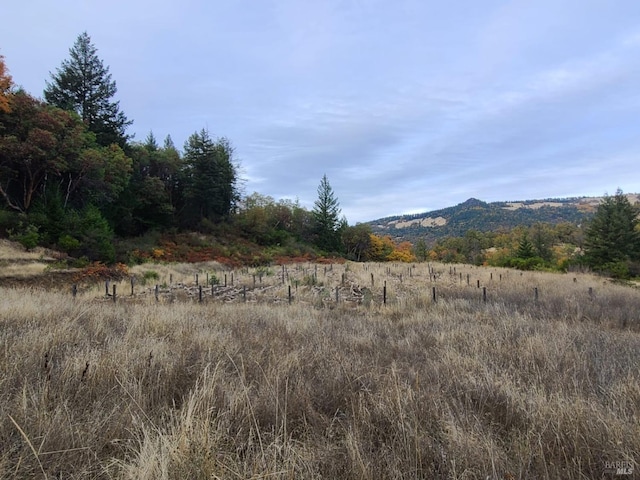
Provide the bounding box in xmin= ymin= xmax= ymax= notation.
xmin=83 ymin=265 xmax=600 ymax=309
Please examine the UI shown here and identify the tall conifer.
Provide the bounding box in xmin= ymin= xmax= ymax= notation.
xmin=44 ymin=32 xmax=131 ymax=147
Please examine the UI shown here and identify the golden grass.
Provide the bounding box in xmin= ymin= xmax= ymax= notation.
xmin=1 ymin=262 xmax=639 ymax=479
xmin=0 ymin=239 xmax=61 ymax=279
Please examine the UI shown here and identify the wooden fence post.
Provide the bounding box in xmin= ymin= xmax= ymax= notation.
xmin=432 ymin=286 xmax=436 ymax=303
xmin=112 ymin=284 xmax=116 ymax=303
xmin=72 ymin=284 xmax=77 ymax=298
xmin=383 ymin=281 xmax=387 ymax=305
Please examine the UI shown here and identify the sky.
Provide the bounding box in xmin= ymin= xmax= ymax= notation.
xmin=2 ymin=0 xmax=640 ymax=223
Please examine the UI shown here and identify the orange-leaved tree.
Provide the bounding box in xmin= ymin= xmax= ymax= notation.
xmin=387 ymin=241 xmax=417 ymax=262
xmin=0 ymin=55 xmax=13 ymax=113
xmin=364 ymin=234 xmax=416 ymax=262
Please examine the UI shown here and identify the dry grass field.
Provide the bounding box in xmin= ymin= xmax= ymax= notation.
xmin=1 ymin=255 xmax=639 ymax=479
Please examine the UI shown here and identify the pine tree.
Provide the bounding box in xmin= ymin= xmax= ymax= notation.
xmin=179 ymin=129 xmax=238 ymax=228
xmin=516 ymin=233 xmax=535 ymax=259
xmin=312 ymin=174 xmax=342 ymax=252
xmin=44 ymin=32 xmax=131 ymax=147
xmin=584 ymin=189 xmax=640 ymax=272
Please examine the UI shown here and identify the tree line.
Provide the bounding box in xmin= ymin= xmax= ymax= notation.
xmin=1 ymin=33 xmax=638 ymax=275
xmin=0 ymin=33 xmax=370 ymax=263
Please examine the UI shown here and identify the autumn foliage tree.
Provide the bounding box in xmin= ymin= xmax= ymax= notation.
xmin=362 ymin=234 xmax=416 ymax=262
xmin=0 ymin=55 xmax=12 ymax=113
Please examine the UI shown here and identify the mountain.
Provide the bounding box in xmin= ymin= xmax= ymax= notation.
xmin=368 ymin=194 xmax=640 ymax=244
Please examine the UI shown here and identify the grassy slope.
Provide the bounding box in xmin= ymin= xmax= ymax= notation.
xmin=1 ymin=261 xmax=639 ymax=479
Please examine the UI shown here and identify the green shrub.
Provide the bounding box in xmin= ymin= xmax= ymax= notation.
xmin=139 ymin=270 xmax=160 ymax=285
xmin=599 ymin=261 xmax=630 ymax=280
xmin=17 ymin=224 xmax=40 ymax=250
xmin=58 ymin=234 xmax=81 ymax=252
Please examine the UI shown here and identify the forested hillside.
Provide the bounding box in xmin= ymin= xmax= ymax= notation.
xmin=369 ymin=197 xmax=599 ymax=244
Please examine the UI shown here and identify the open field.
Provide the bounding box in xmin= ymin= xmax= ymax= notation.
xmin=1 ymin=259 xmax=639 ymax=479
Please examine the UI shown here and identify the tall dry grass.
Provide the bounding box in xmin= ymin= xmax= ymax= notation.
xmin=1 ymin=262 xmax=639 ymax=479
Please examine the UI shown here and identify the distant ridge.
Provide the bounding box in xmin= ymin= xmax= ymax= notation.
xmin=368 ymin=194 xmax=639 ymax=244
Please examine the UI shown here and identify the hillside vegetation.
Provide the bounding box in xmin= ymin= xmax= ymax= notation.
xmin=369 ymin=195 xmax=639 ymax=244
xmin=1 ymin=261 xmax=639 ymax=479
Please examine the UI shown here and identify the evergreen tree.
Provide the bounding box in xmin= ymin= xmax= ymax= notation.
xmin=516 ymin=233 xmax=535 ymax=259
xmin=109 ymin=132 xmax=177 ymax=235
xmin=179 ymin=129 xmax=238 ymax=228
xmin=584 ymin=189 xmax=640 ymax=273
xmin=312 ymin=174 xmax=342 ymax=252
xmin=44 ymin=32 xmax=131 ymax=147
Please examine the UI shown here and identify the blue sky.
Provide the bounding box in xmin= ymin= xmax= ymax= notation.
xmin=2 ymin=0 xmax=640 ymax=223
